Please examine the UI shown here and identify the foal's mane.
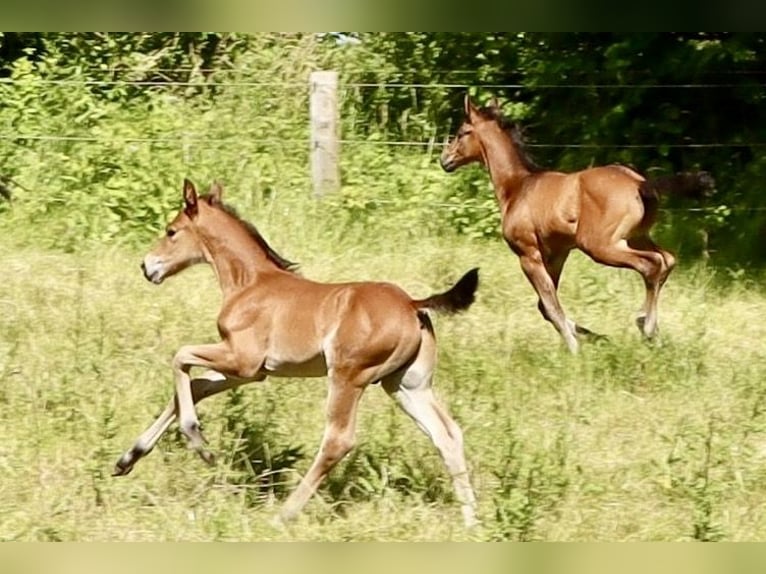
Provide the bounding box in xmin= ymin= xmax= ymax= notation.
xmin=214 ymin=199 xmax=298 ymax=273
xmin=477 ymin=105 xmax=544 ymax=173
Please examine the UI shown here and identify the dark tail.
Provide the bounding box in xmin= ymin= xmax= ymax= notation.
xmin=638 ymin=171 xmax=715 ymax=224
xmin=640 ymin=170 xmax=716 ymax=201
xmin=413 ymin=268 xmax=479 ymax=314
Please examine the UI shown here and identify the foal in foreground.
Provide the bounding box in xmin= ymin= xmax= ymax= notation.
xmin=441 ymin=95 xmax=713 ymax=353
xmin=114 ymin=179 xmax=479 ymax=526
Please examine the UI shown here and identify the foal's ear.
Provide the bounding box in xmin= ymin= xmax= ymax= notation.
xmin=464 ymin=93 xmax=479 ymax=122
xmin=183 ymin=178 xmax=198 ymax=216
xmin=488 ymin=96 xmax=500 ymax=110
xmin=208 ymin=181 xmax=224 ymax=206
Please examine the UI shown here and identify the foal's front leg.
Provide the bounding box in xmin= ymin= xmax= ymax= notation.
xmin=541 ymin=250 xmax=606 ymax=342
xmin=171 ymin=342 xmax=249 ymax=464
xmin=519 ymin=253 xmax=579 ymax=353
xmin=113 ymin=370 xmax=248 ymax=476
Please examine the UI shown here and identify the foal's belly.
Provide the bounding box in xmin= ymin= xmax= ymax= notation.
xmin=262 ymin=354 xmax=328 ymax=378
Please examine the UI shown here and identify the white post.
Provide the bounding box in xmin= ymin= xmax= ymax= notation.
xmin=309 ymin=70 xmax=340 ymax=197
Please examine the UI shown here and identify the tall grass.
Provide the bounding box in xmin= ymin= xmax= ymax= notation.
xmin=1 ymin=207 xmax=765 ymax=540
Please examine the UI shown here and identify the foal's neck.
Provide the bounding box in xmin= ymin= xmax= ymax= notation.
xmin=203 ymin=227 xmax=278 ymax=297
xmin=480 ymin=130 xmax=531 ymax=206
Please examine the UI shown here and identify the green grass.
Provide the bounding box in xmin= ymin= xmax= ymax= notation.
xmin=1 ymin=229 xmax=766 ymax=541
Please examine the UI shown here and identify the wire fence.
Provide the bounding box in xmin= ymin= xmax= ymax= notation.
xmin=1 ymin=75 xmax=764 ymax=214
xmin=1 ymin=76 xmax=764 ymax=149
xmin=1 ymin=134 xmax=764 ymax=149
xmin=0 ymin=134 xmax=763 ymax=153
xmin=21 ymin=65 xmax=766 ymax=75
xmin=2 ymin=77 xmax=766 ymax=89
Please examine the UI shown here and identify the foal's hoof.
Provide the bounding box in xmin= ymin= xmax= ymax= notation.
xmin=636 ymin=316 xmax=659 ymax=340
xmin=575 ymin=325 xmax=609 ymax=341
xmin=112 ymin=460 xmax=134 ymax=477
xmin=197 ymin=448 xmax=216 ymax=466
xmin=643 ymin=329 xmax=659 ymax=342
xmin=269 ymin=513 xmax=288 ymax=531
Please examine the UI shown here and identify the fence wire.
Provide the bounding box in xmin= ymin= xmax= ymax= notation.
xmin=0 ymin=134 xmax=763 ymax=150
xmin=2 ymin=78 xmax=765 ymax=90
xmin=1 ymin=76 xmax=763 ymax=214
xmin=1 ymin=76 xmax=763 ymax=148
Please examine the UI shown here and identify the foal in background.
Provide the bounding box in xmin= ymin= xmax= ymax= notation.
xmin=441 ymin=95 xmax=714 ymax=353
xmin=114 ymin=179 xmax=479 ymax=526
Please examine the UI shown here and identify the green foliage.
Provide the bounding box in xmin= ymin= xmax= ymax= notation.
xmin=333 ymin=33 xmax=766 ymax=265
xmin=0 ymin=33 xmax=763 ymax=263
xmin=1 ymin=32 xmax=764 ymax=264
xmin=331 ymin=33 xmax=524 ymax=138
xmin=661 ymin=417 xmax=727 ymax=542
xmin=0 ymin=34 xmax=328 ymax=249
xmin=488 ymin=423 xmax=570 ymax=541
xmin=328 ymin=142 xmax=498 ymax=240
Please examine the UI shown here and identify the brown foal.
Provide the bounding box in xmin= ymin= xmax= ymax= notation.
xmin=114 ymin=179 xmax=479 ymax=526
xmin=441 ymin=95 xmax=713 ymax=353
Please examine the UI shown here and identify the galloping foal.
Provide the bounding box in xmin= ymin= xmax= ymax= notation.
xmin=114 ymin=179 xmax=479 ymax=526
xmin=441 ymin=95 xmax=714 ymax=353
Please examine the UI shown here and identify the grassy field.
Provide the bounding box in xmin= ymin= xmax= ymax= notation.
xmin=1 ymin=224 xmax=766 ymax=541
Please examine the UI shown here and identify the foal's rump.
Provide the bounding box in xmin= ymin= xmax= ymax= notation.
xmin=324 ymin=268 xmax=480 ymax=380
xmin=576 ymin=165 xmax=714 ymax=232
xmin=329 ymin=267 xmax=480 ymax=328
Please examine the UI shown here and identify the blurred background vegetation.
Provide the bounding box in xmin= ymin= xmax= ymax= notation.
xmin=0 ymin=32 xmax=764 ymax=265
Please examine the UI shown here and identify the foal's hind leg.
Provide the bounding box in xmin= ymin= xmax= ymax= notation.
xmin=278 ymin=371 xmax=367 ymax=523
xmin=628 ymin=235 xmax=675 ymax=337
xmin=580 ymin=238 xmax=668 ymax=339
xmin=113 ymin=370 xmax=248 ymax=476
xmin=381 ymin=336 xmax=477 ymax=527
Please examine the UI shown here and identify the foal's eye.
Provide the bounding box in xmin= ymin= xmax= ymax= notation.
xmin=166 ymin=228 xmax=177 ymax=238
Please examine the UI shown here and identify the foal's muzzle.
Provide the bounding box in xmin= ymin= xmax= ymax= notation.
xmin=141 ymin=256 xmax=164 ymax=284
xmin=439 ymin=156 xmax=457 ymax=173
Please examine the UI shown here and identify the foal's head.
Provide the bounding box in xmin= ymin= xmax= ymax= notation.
xmin=141 ymin=179 xmax=222 ymax=284
xmin=441 ymin=95 xmax=541 ymax=174
xmin=440 ymin=94 xmax=506 ymax=172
